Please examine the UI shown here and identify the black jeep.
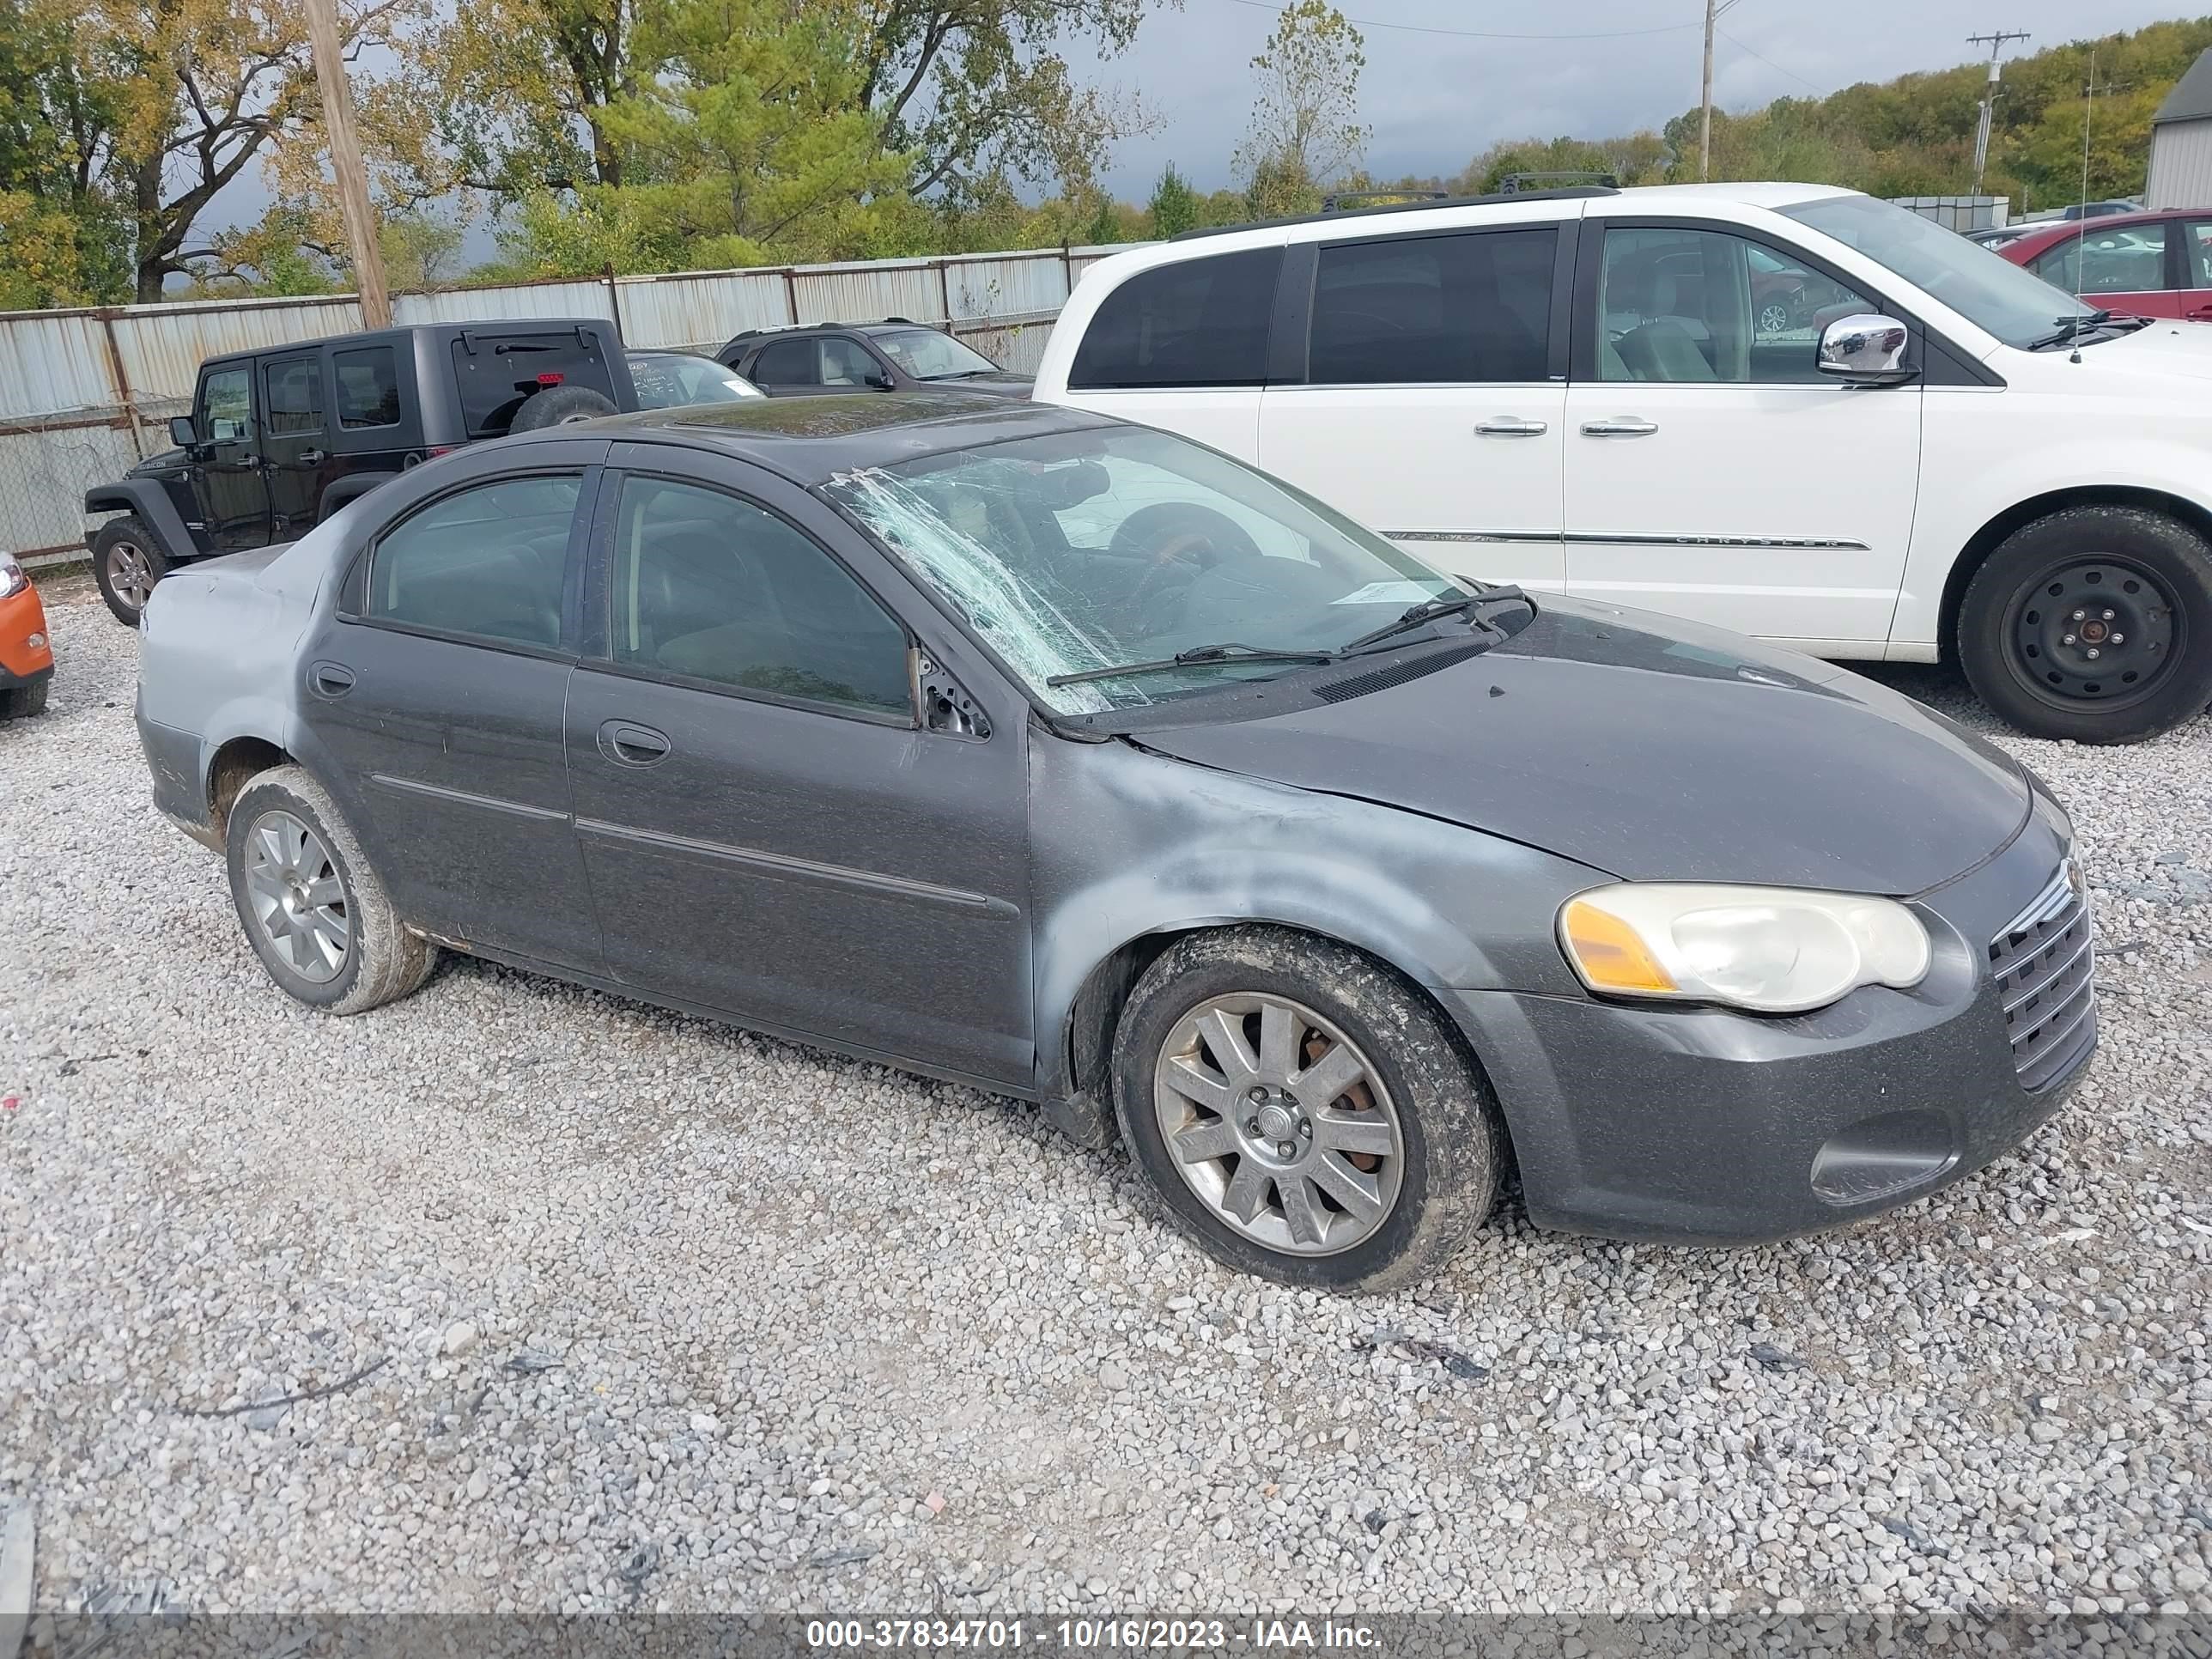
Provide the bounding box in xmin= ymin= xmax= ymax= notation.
xmin=85 ymin=319 xmax=636 ymax=624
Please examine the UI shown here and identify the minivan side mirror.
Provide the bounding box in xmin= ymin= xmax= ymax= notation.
xmin=1818 ymin=314 xmax=1916 ymax=386
xmin=168 ymin=416 xmax=198 ymax=447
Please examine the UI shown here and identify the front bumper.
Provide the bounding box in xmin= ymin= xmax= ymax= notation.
xmin=0 ymin=584 xmax=52 ymax=684
xmin=1445 ymin=798 xmax=2093 ymax=1245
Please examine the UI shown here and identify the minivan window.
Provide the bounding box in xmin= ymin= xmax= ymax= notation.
xmin=1599 ymin=228 xmax=1870 ymax=384
xmin=368 ymin=475 xmax=580 ymax=647
xmin=449 ymin=331 xmax=618 ymax=437
xmin=1068 ymin=247 xmax=1282 ymax=389
xmin=1779 ymin=193 xmax=2100 ymax=349
xmin=1310 ymin=229 xmax=1553 ymax=384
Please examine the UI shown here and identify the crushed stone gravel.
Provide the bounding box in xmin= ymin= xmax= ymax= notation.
xmin=2 ymin=573 xmax=2208 ymax=1616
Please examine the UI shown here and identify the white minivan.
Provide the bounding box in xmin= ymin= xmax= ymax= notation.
xmin=1031 ymin=183 xmax=2212 ymax=743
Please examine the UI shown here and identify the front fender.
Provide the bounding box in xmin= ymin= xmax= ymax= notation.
xmin=1028 ymin=734 xmax=1599 ymax=1101
xmin=84 ymin=477 xmax=198 ymax=562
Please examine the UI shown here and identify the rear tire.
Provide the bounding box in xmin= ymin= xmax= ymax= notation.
xmin=93 ymin=517 xmax=167 ymax=626
xmin=1110 ymin=926 xmax=1503 ymax=1292
xmin=224 ymin=765 xmax=435 ymax=1014
xmin=510 ymin=384 xmax=617 ymax=430
xmin=1958 ymin=506 xmax=2212 ymax=744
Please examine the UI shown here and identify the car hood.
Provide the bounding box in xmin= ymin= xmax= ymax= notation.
xmin=131 ymin=447 xmax=186 ymax=474
xmin=2081 ymin=318 xmax=2212 ymax=382
xmin=935 ymin=375 xmax=1032 ymax=398
xmin=1127 ymin=598 xmax=2031 ymax=896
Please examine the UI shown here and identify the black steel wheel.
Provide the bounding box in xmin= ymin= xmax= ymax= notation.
xmin=1960 ymin=507 xmax=2212 ymax=744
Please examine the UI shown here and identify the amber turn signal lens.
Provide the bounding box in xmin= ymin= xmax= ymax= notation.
xmin=1560 ymin=897 xmax=1678 ymax=994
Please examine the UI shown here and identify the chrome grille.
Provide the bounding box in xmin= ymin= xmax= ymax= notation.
xmin=1990 ymin=863 xmax=2095 ymax=1092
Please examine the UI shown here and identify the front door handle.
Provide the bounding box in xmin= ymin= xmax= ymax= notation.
xmin=296 ymin=447 xmax=328 ymax=465
xmin=1475 ymin=416 xmax=1549 ymax=437
xmin=599 ymin=720 xmax=672 ymax=768
xmin=308 ymin=661 xmax=355 ymax=698
xmin=1580 ymin=416 xmax=1660 ymax=437
xmin=2188 ymin=303 xmax=2212 ymax=320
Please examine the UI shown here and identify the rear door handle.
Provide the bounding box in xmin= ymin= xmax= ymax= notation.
xmin=1475 ymin=416 xmax=1549 ymax=437
xmin=308 ymin=661 xmax=355 ymax=698
xmin=1580 ymin=416 xmax=1659 ymax=437
xmin=296 ymin=448 xmax=328 ymax=465
xmin=599 ymin=720 xmax=672 ymax=768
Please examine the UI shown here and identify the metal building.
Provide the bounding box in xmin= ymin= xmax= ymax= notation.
xmin=2147 ymin=49 xmax=2212 ymax=209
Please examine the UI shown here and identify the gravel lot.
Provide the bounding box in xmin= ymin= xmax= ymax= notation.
xmin=3 ymin=569 xmax=2209 ymax=1620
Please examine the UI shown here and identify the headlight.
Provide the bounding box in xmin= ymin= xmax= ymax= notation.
xmin=0 ymin=552 xmax=25 ymax=599
xmin=1559 ymin=884 xmax=1931 ymax=1014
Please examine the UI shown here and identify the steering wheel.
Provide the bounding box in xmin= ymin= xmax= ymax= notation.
xmin=1109 ymin=504 xmax=1266 ymax=621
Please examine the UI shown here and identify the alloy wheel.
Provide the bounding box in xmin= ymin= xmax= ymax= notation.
xmin=1152 ymin=992 xmax=1405 ymax=1256
xmin=2008 ymin=556 xmax=2181 ymax=707
xmin=107 ymin=542 xmax=154 ymax=611
xmin=1758 ymin=302 xmax=1793 ymax=336
xmin=241 ymin=809 xmax=350 ymax=984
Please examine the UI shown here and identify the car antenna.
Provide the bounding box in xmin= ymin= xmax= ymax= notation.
xmin=2069 ymin=46 xmax=2117 ymax=365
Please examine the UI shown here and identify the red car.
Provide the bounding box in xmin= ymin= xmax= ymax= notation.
xmin=1996 ymin=209 xmax=2212 ymax=321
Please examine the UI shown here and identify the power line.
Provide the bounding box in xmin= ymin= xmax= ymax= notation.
xmin=1717 ymin=27 xmax=1826 ymax=94
xmin=1210 ymin=0 xmax=1701 ymax=43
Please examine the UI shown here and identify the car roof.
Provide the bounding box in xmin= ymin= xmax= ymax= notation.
xmin=203 ymin=318 xmax=617 ymax=369
xmin=509 ymin=390 xmax=1112 ymax=485
xmin=727 ymin=320 xmax=928 ymax=347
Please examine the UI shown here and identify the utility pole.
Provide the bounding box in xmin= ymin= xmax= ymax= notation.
xmin=1698 ymin=0 xmax=1741 ymax=183
xmin=302 ymin=0 xmax=390 ymax=328
xmin=1966 ymin=29 xmax=2030 ymax=195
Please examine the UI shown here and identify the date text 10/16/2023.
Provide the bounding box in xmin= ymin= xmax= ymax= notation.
xmin=805 ymin=1620 xmax=1382 ymax=1651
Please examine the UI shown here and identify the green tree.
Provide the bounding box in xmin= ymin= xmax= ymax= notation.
xmin=1233 ymin=0 xmax=1365 ymax=193
xmin=1146 ymin=163 xmax=1198 ymax=237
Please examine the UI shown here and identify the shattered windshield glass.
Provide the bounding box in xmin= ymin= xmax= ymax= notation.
xmin=820 ymin=427 xmax=1465 ymax=713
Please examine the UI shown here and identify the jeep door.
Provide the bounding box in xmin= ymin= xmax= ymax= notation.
xmin=259 ymin=353 xmax=335 ymax=540
xmin=191 ymin=363 xmax=271 ymax=550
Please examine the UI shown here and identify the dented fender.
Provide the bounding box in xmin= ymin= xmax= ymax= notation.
xmin=1027 ymin=731 xmax=1604 ymax=1103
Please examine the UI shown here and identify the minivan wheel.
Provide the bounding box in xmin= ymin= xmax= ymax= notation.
xmin=224 ymin=765 xmax=435 ymax=1014
xmin=92 ymin=517 xmax=167 ymax=625
xmin=1110 ymin=927 xmax=1503 ymax=1291
xmin=1959 ymin=506 xmax=2212 ymax=744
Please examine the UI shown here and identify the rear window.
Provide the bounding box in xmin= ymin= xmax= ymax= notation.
xmin=449 ymin=329 xmax=619 ymax=438
xmin=1069 ymin=247 xmax=1282 ymax=389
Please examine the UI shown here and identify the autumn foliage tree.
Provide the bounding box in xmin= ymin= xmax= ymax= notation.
xmin=1232 ymin=0 xmax=1365 ymax=210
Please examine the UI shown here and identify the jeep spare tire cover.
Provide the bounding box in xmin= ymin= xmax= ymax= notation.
xmin=510 ymin=384 xmax=618 ymax=430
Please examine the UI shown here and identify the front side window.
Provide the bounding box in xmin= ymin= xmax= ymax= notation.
xmin=751 ymin=338 xmax=821 ymax=386
xmin=1068 ymin=247 xmax=1282 ymax=389
xmin=2188 ymin=222 xmax=2212 ymax=288
xmin=817 ymin=337 xmax=883 ymax=386
xmin=1310 ymin=228 xmax=1554 ymax=385
xmin=873 ymin=328 xmax=1000 ymax=380
xmin=822 ymin=425 xmax=1467 ymax=714
xmin=335 ymin=347 xmax=401 ymax=428
xmin=2032 ymin=224 xmax=2168 ymax=295
xmin=262 ymin=357 xmax=323 ymax=434
xmin=368 ymin=474 xmax=580 ymax=647
xmin=201 ymin=368 xmax=252 ymax=442
xmin=1779 ymin=192 xmax=2101 ymax=349
xmin=1599 ymin=228 xmax=1872 ymax=384
xmin=608 ymin=476 xmax=910 ymax=716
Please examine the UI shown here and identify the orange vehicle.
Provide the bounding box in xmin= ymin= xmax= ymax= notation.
xmin=0 ymin=550 xmax=53 ymax=718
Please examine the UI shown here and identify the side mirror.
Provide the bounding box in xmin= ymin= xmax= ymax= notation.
xmin=865 ymin=370 xmax=896 ymax=391
xmin=1818 ymin=313 xmax=1916 ymax=385
xmin=168 ymin=416 xmax=198 ymax=447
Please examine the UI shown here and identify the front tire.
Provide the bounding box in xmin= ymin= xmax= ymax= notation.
xmin=1959 ymin=506 xmax=2212 ymax=744
xmin=224 ymin=766 xmax=434 ymax=1014
xmin=1110 ymin=927 xmax=1503 ymax=1292
xmin=92 ymin=517 xmax=168 ymax=626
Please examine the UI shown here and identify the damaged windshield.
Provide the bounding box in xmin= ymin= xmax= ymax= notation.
xmin=820 ymin=427 xmax=1472 ymax=713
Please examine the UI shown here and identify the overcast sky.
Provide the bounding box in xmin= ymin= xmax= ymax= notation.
xmin=202 ymin=0 xmax=2190 ymax=260
xmin=1089 ymin=0 xmax=2191 ymax=194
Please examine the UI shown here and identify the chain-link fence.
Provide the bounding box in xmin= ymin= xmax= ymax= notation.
xmin=0 ymin=243 xmax=1141 ymax=562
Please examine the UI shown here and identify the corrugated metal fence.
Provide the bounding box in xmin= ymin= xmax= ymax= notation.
xmin=0 ymin=244 xmax=1136 ymax=562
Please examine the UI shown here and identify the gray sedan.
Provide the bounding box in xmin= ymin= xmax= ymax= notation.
xmin=134 ymin=393 xmax=2095 ymax=1291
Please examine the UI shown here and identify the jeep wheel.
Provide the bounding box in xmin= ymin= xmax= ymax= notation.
xmin=1110 ymin=926 xmax=1504 ymax=1292
xmin=92 ymin=517 xmax=168 ymax=626
xmin=1960 ymin=506 xmax=2212 ymax=744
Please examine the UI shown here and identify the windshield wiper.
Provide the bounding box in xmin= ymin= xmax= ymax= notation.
xmin=2027 ymin=309 xmax=2113 ymax=350
xmin=1045 ymin=641 xmax=1337 ymax=688
xmin=1339 ymin=584 xmax=1528 ymax=655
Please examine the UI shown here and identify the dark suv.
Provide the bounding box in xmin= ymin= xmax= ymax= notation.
xmin=85 ymin=319 xmax=636 ymax=623
xmin=715 ymin=320 xmax=1031 ymax=399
